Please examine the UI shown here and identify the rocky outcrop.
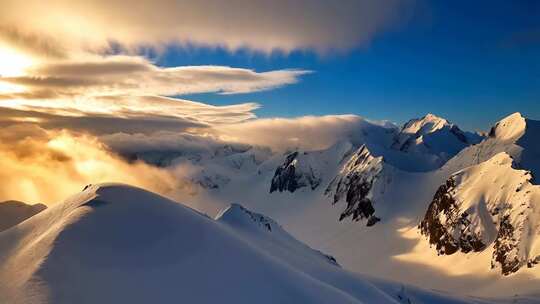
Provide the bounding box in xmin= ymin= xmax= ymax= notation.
xmin=419 ymin=178 xmax=486 ymax=255
xmin=491 ymin=215 xmax=521 ymax=275
xmin=270 ymin=151 xmax=321 ymax=193
xmin=326 ymin=145 xmax=383 ymax=226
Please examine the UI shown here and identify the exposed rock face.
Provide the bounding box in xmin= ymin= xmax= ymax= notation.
xmin=419 ymin=178 xmax=486 ymax=255
xmin=326 ymin=145 xmax=383 ymax=225
xmin=270 ymin=151 xmax=321 ymax=193
xmin=0 ymin=201 xmax=47 ymax=232
xmin=420 ymin=152 xmax=540 ymax=275
xmin=491 ymin=215 xmax=521 ymax=275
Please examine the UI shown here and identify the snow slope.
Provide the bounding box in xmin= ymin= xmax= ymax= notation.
xmin=443 ymin=112 xmax=540 ymax=177
xmin=0 ymin=184 xmax=485 ymax=304
xmin=0 ymin=200 xmax=46 ymax=232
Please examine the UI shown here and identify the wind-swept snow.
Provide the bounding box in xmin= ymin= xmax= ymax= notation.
xmin=0 ymin=200 xmax=46 ymax=232
xmin=0 ymin=184 xmax=483 ymax=304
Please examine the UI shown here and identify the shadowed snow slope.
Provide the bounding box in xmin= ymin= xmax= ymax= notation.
xmin=0 ymin=184 xmax=484 ymax=304
xmin=0 ymin=201 xmax=46 ymax=232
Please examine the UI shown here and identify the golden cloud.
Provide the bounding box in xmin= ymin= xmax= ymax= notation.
xmin=1 ymin=0 xmax=413 ymax=55
xmin=0 ymin=124 xmax=183 ymax=205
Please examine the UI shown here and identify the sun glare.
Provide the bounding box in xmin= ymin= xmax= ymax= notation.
xmin=0 ymin=46 xmax=34 ymax=93
xmin=0 ymin=46 xmax=33 ymax=77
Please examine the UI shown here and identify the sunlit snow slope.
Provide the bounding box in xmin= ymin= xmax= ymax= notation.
xmin=0 ymin=184 xmax=484 ymax=304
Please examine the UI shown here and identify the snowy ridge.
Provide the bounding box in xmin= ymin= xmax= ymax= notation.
xmin=326 ymin=145 xmax=388 ymax=226
xmin=488 ymin=112 xmax=527 ymax=141
xmin=0 ymin=200 xmax=46 ymax=232
xmin=216 ymin=202 xmax=281 ymax=234
xmin=443 ymin=112 xmax=539 ymax=176
xmin=270 ymin=141 xmax=354 ymax=193
xmin=216 ymin=203 xmax=339 ymax=266
xmin=421 ymin=152 xmax=540 ymax=275
xmin=0 ymin=184 xmax=482 ymax=303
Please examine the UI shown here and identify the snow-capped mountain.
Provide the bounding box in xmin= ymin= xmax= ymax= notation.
xmin=0 ymin=184 xmax=482 ymax=304
xmin=0 ymin=200 xmax=46 ymax=232
xmin=389 ymin=113 xmax=483 ymax=170
xmin=443 ymin=112 xmax=540 ymax=176
xmin=420 ymin=113 xmax=540 ymax=275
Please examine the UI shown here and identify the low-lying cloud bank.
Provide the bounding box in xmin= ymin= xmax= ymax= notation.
xmin=0 ymin=124 xmax=181 ymax=205
xmin=0 ymin=114 xmax=393 ymax=205
xmin=214 ymin=115 xmax=396 ymax=150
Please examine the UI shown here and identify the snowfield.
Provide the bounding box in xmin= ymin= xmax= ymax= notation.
xmin=0 ymin=184 xmax=490 ymax=304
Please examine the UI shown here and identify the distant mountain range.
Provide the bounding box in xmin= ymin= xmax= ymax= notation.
xmin=119 ymin=112 xmax=540 ymax=276
xmin=2 ymin=112 xmax=540 ymax=302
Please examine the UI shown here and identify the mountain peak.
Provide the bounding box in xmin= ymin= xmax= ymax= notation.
xmin=488 ymin=112 xmax=526 ymax=141
xmin=401 ymin=113 xmax=450 ymax=136
xmin=424 ymin=113 xmax=447 ymax=122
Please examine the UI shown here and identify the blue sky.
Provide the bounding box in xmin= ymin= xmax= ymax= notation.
xmin=156 ymin=1 xmax=539 ymax=131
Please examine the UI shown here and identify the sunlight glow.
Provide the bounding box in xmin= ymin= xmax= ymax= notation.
xmin=0 ymin=46 xmax=34 ymax=94
xmin=0 ymin=46 xmax=33 ymax=77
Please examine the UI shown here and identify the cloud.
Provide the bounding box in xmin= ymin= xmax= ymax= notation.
xmin=0 ymin=26 xmax=67 ymax=59
xmin=1 ymin=0 xmax=414 ymax=55
xmin=69 ymin=115 xmax=397 ymax=156
xmin=0 ymin=55 xmax=307 ymax=134
xmin=0 ymin=53 xmax=313 ymax=137
xmin=0 ymin=124 xmax=184 ymax=205
xmin=211 ymin=115 xmax=396 ymax=151
xmin=101 ymin=132 xmax=237 ymax=155
xmin=0 ymin=96 xmax=259 ymax=134
xmin=1 ymin=55 xmax=310 ymax=96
